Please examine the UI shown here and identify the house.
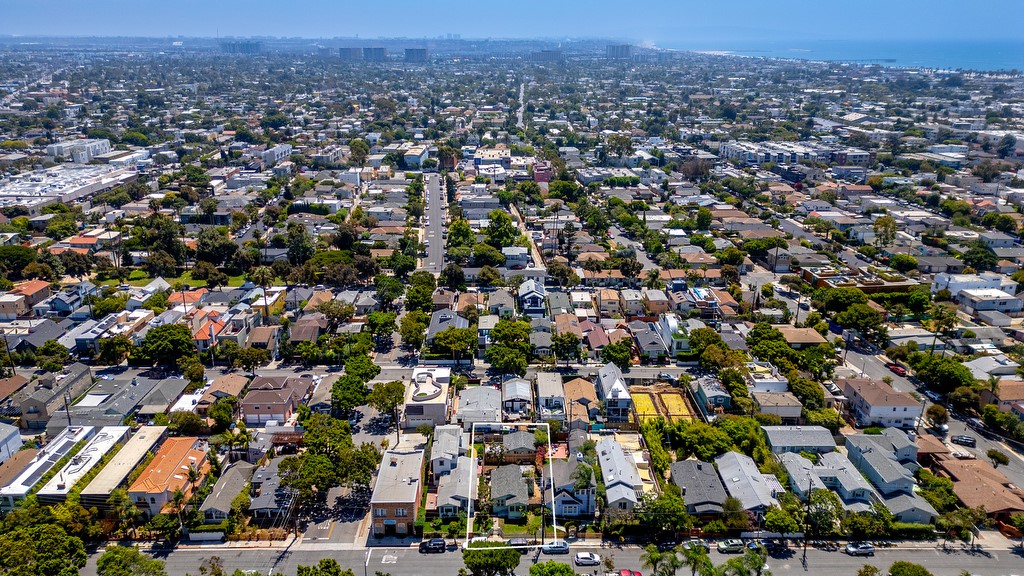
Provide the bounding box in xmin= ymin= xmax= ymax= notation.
xmin=536 ymin=373 xmax=565 ymax=422
xmin=964 ymin=355 xmax=1020 ymax=383
xmin=487 ymin=289 xmax=516 ymax=317
xmin=775 ymin=326 xmax=828 ymax=349
xmin=503 ymin=246 xmax=530 ymax=268
xmin=249 ymin=458 xmax=291 ymax=523
xmin=19 ymin=363 xmax=93 ymax=430
xmin=403 ymin=368 xmax=450 ymax=428
xmin=502 ymin=378 xmax=533 ymax=416
xmin=491 ymin=464 xmax=530 ymax=519
xmin=596 ymin=439 xmax=643 ymax=512
xmin=431 ymin=425 xmax=468 ymax=478
xmin=746 ymin=362 xmax=789 ymax=393
xmin=436 ymin=456 xmax=476 ymax=518
xmin=619 ymin=289 xmax=645 ymax=316
xmin=197 ymin=375 xmax=248 ymax=415
xmin=0 ymin=425 xmax=95 ymax=511
xmin=669 ymin=460 xmax=727 ymax=517
xmin=501 ymin=430 xmax=537 ymax=460
xmin=200 ymin=461 xmax=255 ymax=524
xmin=595 ymin=288 xmax=621 ymax=317
xmin=840 ymin=378 xmax=922 ymax=429
xmin=654 ymin=313 xmax=693 ymax=356
xmin=548 ymin=459 xmax=596 ymax=517
xmin=715 ymin=451 xmax=781 ymax=513
xmin=128 ymin=437 xmax=210 ymax=518
xmin=530 ymin=331 xmax=552 ymax=357
xmin=596 ymin=363 xmax=632 ymax=422
xmin=78 ymin=426 xmax=168 ymax=511
xmin=932 ymin=272 xmax=1017 ymax=299
xmin=456 ymin=387 xmax=501 ymax=431
xmin=0 ymin=423 xmax=22 ymax=465
xmin=934 ymin=456 xmax=1024 ymax=522
xmin=239 ymin=376 xmax=311 ymax=426
xmin=370 ymin=450 xmax=424 ymax=536
xmin=980 ymin=380 xmax=1024 ymax=412
xmin=563 ymin=377 xmax=599 ymax=430
xmin=426 ymin=308 xmax=470 ymax=345
xmin=642 ymin=289 xmax=670 ymax=315
xmin=432 ymin=290 xmax=458 ymax=312
xmin=12 ymin=280 xmax=52 ymax=309
xmin=957 ymin=288 xmax=1023 ymax=316
xmin=845 ymin=432 xmax=917 ymax=497
xmin=762 ymin=426 xmax=836 ymax=455
xmin=751 ymin=392 xmax=803 ymax=424
xmin=518 ymin=279 xmax=547 ymax=318
xmin=694 ymin=377 xmax=732 ymax=417
xmin=780 ymin=451 xmax=874 ymax=512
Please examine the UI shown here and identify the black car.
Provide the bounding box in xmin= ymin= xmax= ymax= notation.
xmin=419 ymin=538 xmax=446 ymax=553
xmin=951 ymin=435 xmax=977 ymax=447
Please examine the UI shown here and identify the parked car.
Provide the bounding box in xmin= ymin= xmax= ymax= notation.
xmin=508 ymin=537 xmax=529 ymax=553
xmin=618 ymin=571 xmax=642 ymax=576
xmin=886 ymin=364 xmax=907 ymax=376
xmin=845 ymin=542 xmax=874 ymax=556
xmin=682 ymin=539 xmax=710 ymax=552
xmin=951 ymin=435 xmax=977 ymax=447
xmin=419 ymin=538 xmax=446 ymax=553
xmin=718 ymin=539 xmax=745 ymax=553
xmin=574 ymin=552 xmax=601 ymax=566
xmin=542 ymin=540 xmax=570 ymax=554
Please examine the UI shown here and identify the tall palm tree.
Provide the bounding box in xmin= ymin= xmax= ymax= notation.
xmin=186 ymin=464 xmax=201 ymax=498
xmin=988 ymin=374 xmax=1001 ymax=398
xmin=680 ymin=544 xmax=714 ymax=576
xmin=232 ymin=428 xmax=254 ymax=462
xmin=640 ymin=545 xmax=669 ymax=576
xmin=171 ymin=488 xmax=186 ymax=532
xmin=644 ymin=268 xmax=665 ymax=290
xmin=928 ymin=302 xmax=957 ymax=356
xmin=250 ymin=265 xmax=275 ymax=320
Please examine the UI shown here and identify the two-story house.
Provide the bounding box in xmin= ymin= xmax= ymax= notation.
xmin=431 ymin=425 xmax=469 ymax=478
xmin=491 ymin=464 xmax=529 ymax=519
xmin=370 ymin=450 xmax=424 ymax=537
xmin=596 ymin=363 xmax=632 ymax=422
xmin=548 ymin=459 xmax=596 ymax=517
xmin=518 ymin=279 xmax=547 ymax=318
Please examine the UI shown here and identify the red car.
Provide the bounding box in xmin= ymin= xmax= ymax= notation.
xmin=619 ymin=571 xmax=643 ymax=576
xmin=887 ymin=364 xmax=907 ymax=376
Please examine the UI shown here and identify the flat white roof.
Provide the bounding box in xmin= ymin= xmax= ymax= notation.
xmin=37 ymin=426 xmax=129 ymax=499
xmin=0 ymin=426 xmax=95 ymax=504
xmin=80 ymin=426 xmax=167 ymax=497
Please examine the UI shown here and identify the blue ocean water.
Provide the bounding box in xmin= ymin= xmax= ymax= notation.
xmin=669 ymin=39 xmax=1024 ymax=72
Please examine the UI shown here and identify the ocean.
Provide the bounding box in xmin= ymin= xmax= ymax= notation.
xmin=667 ymin=39 xmax=1024 ymax=72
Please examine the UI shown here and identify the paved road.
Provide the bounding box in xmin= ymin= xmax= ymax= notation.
xmin=609 ymin=227 xmax=656 ymax=271
xmin=423 ymin=174 xmax=445 ymax=273
xmin=83 ymin=540 xmax=1024 ymax=576
xmin=779 ymin=218 xmax=821 ymax=246
xmin=516 ymin=82 xmax=526 ymax=128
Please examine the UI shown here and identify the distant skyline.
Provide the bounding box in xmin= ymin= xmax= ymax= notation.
xmin=2 ymin=0 xmax=1022 ymax=46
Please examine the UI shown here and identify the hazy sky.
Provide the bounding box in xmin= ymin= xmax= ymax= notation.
xmin=2 ymin=0 xmax=1022 ymax=45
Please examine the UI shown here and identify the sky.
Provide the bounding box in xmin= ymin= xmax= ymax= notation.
xmin=1 ymin=0 xmax=1022 ymax=46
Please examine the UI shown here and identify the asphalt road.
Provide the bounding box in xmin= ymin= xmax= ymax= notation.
xmin=82 ymin=540 xmax=1024 ymax=576
xmin=423 ymin=174 xmax=445 ymax=273
xmin=779 ymin=218 xmax=820 ymax=246
xmin=609 ymin=227 xmax=656 ymax=271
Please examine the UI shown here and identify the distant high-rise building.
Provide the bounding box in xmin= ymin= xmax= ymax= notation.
xmin=363 ymin=47 xmax=387 ymax=62
xmin=338 ymin=47 xmax=362 ymax=61
xmin=404 ymin=48 xmax=428 ymax=63
xmin=531 ymin=50 xmax=563 ymax=62
xmin=220 ymin=41 xmax=262 ymax=54
xmin=606 ymin=44 xmax=633 ymax=59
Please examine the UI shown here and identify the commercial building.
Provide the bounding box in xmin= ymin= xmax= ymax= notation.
xmin=37 ymin=426 xmax=130 ymax=505
xmin=369 ymin=449 xmax=424 ymax=537
xmin=79 ymin=426 xmax=168 ymax=510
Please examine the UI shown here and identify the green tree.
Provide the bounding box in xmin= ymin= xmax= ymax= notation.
xmin=398 ymin=310 xmax=429 ymax=350
xmin=988 ymin=448 xmax=1010 ymax=468
xmin=695 ymin=207 xmax=712 ymax=230
xmin=208 ymin=396 xmax=237 ymax=432
xmin=97 ymin=546 xmax=168 ymax=576
xmin=367 ymin=381 xmax=406 ymax=441
xmin=374 ymin=275 xmax=405 ymax=310
xmin=763 ymin=505 xmax=799 ymax=535
xmin=619 ymin=256 xmax=643 ymax=285
xmin=348 ymin=139 xmax=370 ymax=166
xmin=169 ymin=410 xmax=204 ymax=435
xmin=35 ymin=339 xmax=70 ymax=372
xmin=477 ymin=265 xmax=503 ymax=288
xmin=551 ymin=332 xmax=582 ymax=366
xmin=434 ymin=327 xmax=476 ymax=360
xmin=636 ymin=493 xmax=693 ymax=534
xmin=405 ymin=284 xmax=434 ymax=314
xmin=463 ymin=542 xmax=522 ymax=576
xmin=332 ymin=375 xmax=369 ymax=414
xmin=296 ymin=559 xmax=354 ymax=576
xmin=448 ymin=218 xmax=475 ymax=248
xmin=249 ymin=265 xmax=276 ymax=320
xmin=485 ymin=210 xmax=518 ymax=248
xmin=872 ymin=215 xmax=897 ymax=247
xmin=961 ymin=240 xmax=998 ymax=272
xmin=485 ymin=345 xmax=528 ymax=376
xmin=606 ymin=133 xmax=634 ymax=158
xmin=889 ymin=254 xmax=918 ymax=273
xmin=806 ymin=489 xmax=843 ymax=537
xmin=366 ymin=311 xmax=398 ymax=343
xmin=0 ymin=524 xmax=87 ymax=576
xmin=601 ymin=339 xmax=633 ymax=371
xmin=440 ymin=264 xmax=467 ymax=291
xmin=887 ymin=562 xmax=934 ymax=576
xmin=140 ymin=324 xmax=196 ymax=365
xmin=529 ymin=561 xmax=575 ymax=576
xmin=722 ymin=496 xmax=750 ymax=531
xmin=345 ymin=355 xmax=382 ymax=381
xmin=286 ymin=221 xmax=315 ymax=266
xmin=680 ymin=544 xmax=713 ymax=576
xmin=835 ymin=303 xmax=886 ymax=343
xmin=233 ymin=347 xmax=270 ymax=375
xmin=926 ymin=404 xmax=948 ymax=426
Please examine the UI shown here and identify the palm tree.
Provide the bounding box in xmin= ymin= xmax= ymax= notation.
xmin=250 ymin=265 xmax=275 ymax=320
xmin=186 ymin=464 xmax=201 ymax=498
xmin=640 ymin=545 xmax=669 ymax=576
xmin=171 ymin=488 xmax=186 ymax=531
xmin=988 ymin=374 xmax=1001 ymax=398
xmin=231 ymin=428 xmax=254 ymax=462
xmin=680 ymin=545 xmax=714 ymax=576
xmin=644 ymin=268 xmax=665 ymax=289
xmin=928 ymin=302 xmax=957 ymax=355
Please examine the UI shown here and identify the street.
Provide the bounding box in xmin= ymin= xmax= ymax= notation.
xmin=81 ymin=539 xmax=1024 ymax=576
xmin=423 ymin=174 xmax=445 ymax=273
xmin=609 ymin=227 xmax=656 ymax=271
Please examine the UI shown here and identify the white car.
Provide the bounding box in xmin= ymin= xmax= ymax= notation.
xmin=574 ymin=552 xmax=601 ymax=566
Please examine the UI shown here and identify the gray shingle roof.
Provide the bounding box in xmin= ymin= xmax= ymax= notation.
xmin=670 ymin=460 xmax=727 ymax=515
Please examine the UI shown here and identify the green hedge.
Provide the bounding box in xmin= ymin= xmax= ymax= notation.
xmin=890 ymin=523 xmax=938 ymax=540
xmin=189 ymin=521 xmax=228 ymax=534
